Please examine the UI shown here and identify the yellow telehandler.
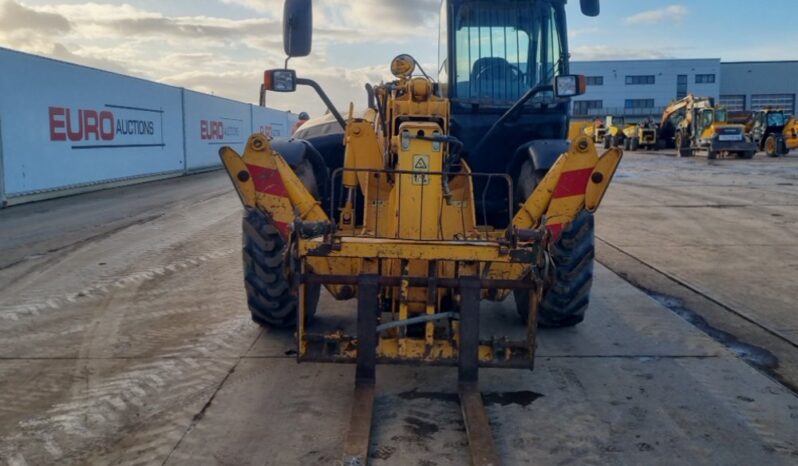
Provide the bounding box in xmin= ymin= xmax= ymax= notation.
xmin=748 ymin=108 xmax=798 ymax=157
xmin=219 ymin=0 xmax=619 ymax=464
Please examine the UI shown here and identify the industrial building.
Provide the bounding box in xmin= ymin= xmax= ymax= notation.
xmin=570 ymin=59 xmax=798 ymax=120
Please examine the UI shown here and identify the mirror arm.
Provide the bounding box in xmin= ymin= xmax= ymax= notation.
xmin=297 ymin=77 xmax=347 ymax=130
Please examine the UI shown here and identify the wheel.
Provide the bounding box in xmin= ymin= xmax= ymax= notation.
xmin=514 ymin=162 xmax=594 ymax=328
xmin=765 ymin=135 xmax=780 ymax=157
xmin=242 ymin=207 xmax=320 ymax=327
xmin=738 ymin=151 xmax=755 ymax=159
xmin=604 ymin=136 xmax=612 ymax=149
xmin=708 ymin=151 xmax=718 ymax=160
xmin=630 ymin=137 xmax=640 ymax=151
xmin=514 ymin=212 xmax=594 ymax=328
xmin=623 ymin=138 xmax=631 ymax=151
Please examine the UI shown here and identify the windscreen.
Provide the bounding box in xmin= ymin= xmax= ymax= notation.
xmin=453 ymin=1 xmax=564 ymax=103
xmin=767 ymin=112 xmax=786 ymax=127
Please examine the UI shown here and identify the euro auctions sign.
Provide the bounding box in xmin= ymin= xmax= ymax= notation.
xmin=48 ymin=104 xmax=164 ymax=149
xmin=199 ymin=118 xmax=244 ymax=143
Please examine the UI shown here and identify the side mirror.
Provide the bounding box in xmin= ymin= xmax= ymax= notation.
xmin=580 ymin=0 xmax=600 ymax=17
xmin=555 ymin=75 xmax=587 ymax=98
xmin=283 ymin=0 xmax=313 ymax=57
xmin=264 ymin=69 xmax=298 ymax=92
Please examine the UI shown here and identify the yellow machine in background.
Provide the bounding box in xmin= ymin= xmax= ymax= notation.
xmin=583 ymin=119 xmax=609 ymax=148
xmin=605 ymin=116 xmax=627 ymax=148
xmin=747 ymin=108 xmax=798 ymax=157
xmin=584 ymin=115 xmax=625 ymax=148
xmin=787 ymin=117 xmax=798 ymax=152
xmin=621 ymin=119 xmax=659 ymax=151
xmin=660 ymin=94 xmax=756 ymax=159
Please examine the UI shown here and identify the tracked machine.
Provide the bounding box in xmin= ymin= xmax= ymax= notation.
xmin=220 ymin=0 xmax=620 ymax=464
xmin=660 ymin=94 xmax=756 ymax=159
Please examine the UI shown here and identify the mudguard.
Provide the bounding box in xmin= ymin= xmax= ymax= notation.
xmin=270 ymin=138 xmax=330 ymax=206
xmin=522 ymin=139 xmax=571 ymax=171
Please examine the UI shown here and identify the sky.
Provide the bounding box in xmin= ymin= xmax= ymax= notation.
xmin=1 ymin=0 xmax=795 ymax=116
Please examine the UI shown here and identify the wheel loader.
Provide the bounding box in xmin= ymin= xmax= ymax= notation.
xmin=219 ymin=1 xmax=620 ymax=464
xmin=748 ymin=108 xmax=797 ymax=157
xmin=660 ymin=94 xmax=756 ymax=159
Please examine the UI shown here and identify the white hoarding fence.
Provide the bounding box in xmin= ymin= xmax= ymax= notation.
xmin=0 ymin=47 xmax=298 ymax=206
xmin=0 ymin=48 xmax=184 ymax=199
xmin=183 ymin=90 xmax=253 ymax=171
xmin=251 ymin=106 xmax=295 ymax=139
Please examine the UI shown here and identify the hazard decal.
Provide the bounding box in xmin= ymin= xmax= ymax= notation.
xmin=412 ymin=154 xmax=430 ymax=185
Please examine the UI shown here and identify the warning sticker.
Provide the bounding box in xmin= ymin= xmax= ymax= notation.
xmin=412 ymin=154 xmax=430 ymax=185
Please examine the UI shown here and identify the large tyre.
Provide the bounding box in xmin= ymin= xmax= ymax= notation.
xmin=765 ymin=135 xmax=781 ymax=157
xmin=604 ymin=135 xmax=612 ymax=149
xmin=514 ymin=212 xmax=594 ymax=327
xmin=514 ymin=163 xmax=595 ymax=328
xmin=242 ymin=208 xmax=321 ymax=328
xmin=623 ymin=138 xmax=631 ymax=151
xmin=630 ymin=137 xmax=640 ymax=151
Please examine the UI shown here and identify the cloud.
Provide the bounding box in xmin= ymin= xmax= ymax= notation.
xmin=0 ymin=0 xmax=70 ymax=33
xmin=0 ymin=0 xmax=437 ymax=117
xmin=625 ymin=5 xmax=688 ymax=25
xmin=221 ymin=0 xmax=439 ymax=34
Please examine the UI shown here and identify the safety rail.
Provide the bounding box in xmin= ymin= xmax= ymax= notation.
xmin=329 ymin=166 xmax=514 ymax=242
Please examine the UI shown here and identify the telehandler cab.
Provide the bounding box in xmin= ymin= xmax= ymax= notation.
xmin=219 ymin=0 xmax=620 ymax=464
xmin=749 ymin=109 xmax=797 ymax=157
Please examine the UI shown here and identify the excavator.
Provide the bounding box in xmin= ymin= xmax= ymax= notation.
xmin=219 ymin=0 xmax=620 ymax=464
xmin=660 ymin=94 xmax=756 ymax=159
xmin=748 ymin=108 xmax=798 ymax=157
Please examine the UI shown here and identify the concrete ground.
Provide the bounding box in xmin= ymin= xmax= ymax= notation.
xmin=0 ymin=159 xmax=796 ymax=466
xmin=597 ymin=149 xmax=798 ymax=390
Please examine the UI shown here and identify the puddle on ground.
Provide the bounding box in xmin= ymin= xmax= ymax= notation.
xmin=397 ymin=389 xmax=543 ymax=407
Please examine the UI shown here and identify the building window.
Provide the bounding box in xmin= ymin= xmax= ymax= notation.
xmin=573 ymin=100 xmax=603 ymax=116
xmin=751 ymin=94 xmax=796 ymax=115
xmin=677 ymin=74 xmax=688 ymax=99
xmin=625 ymin=99 xmax=655 ymax=109
xmin=695 ymin=74 xmax=716 ymax=84
xmin=586 ymin=76 xmax=603 ymax=86
xmin=720 ymin=95 xmax=746 ymax=112
xmin=625 ymin=75 xmax=655 ymax=85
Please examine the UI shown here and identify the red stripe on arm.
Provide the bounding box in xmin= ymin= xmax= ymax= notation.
xmin=273 ymin=220 xmax=291 ymax=238
xmin=547 ymin=223 xmax=563 ymax=241
xmin=246 ymin=164 xmax=289 ymax=197
xmin=552 ymin=168 xmax=593 ymax=199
